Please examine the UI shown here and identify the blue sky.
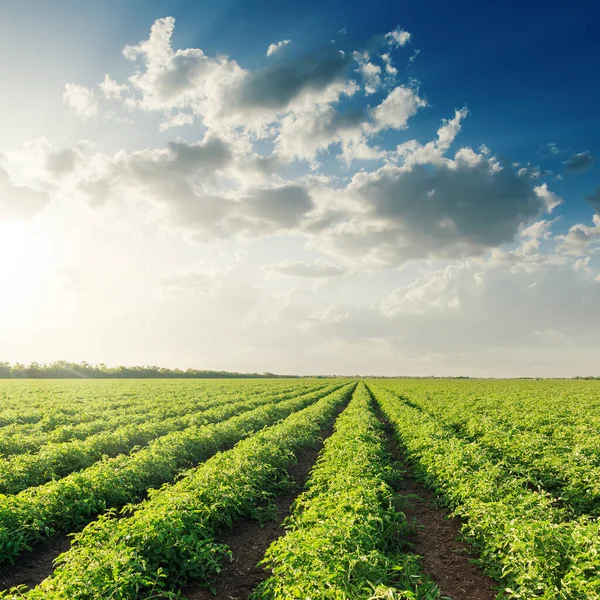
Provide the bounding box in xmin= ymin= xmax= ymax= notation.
xmin=0 ymin=1 xmax=599 ymax=375
xmin=2 ymin=0 xmax=598 ymax=223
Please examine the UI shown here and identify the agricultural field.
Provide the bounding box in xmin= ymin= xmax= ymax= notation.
xmin=0 ymin=378 xmax=599 ymax=599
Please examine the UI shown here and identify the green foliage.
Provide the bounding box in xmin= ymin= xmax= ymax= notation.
xmin=0 ymin=381 xmax=328 ymax=493
xmin=0 ymin=381 xmax=345 ymax=565
xmin=254 ymin=382 xmax=441 ymax=599
xmin=1 ymin=383 xmax=355 ymax=598
xmin=369 ymin=379 xmax=600 ymax=599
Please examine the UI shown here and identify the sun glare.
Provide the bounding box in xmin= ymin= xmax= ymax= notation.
xmin=0 ymin=221 xmax=54 ymax=307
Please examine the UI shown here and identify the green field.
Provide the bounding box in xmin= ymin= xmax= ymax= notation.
xmin=0 ymin=378 xmax=599 ymax=599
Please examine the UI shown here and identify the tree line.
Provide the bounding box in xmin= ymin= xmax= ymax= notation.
xmin=0 ymin=361 xmax=291 ymax=379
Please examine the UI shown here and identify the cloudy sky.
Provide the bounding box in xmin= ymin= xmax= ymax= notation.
xmin=1 ymin=0 xmax=599 ymax=376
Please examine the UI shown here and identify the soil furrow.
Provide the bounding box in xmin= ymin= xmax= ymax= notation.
xmin=181 ymin=424 xmax=335 ymax=600
xmin=0 ymin=534 xmax=71 ymax=592
xmin=370 ymin=397 xmax=498 ymax=600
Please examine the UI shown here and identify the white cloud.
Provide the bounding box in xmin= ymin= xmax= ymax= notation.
xmin=564 ymin=150 xmax=594 ymax=173
xmin=99 ymin=75 xmax=128 ymax=99
xmin=268 ymin=259 xmax=346 ymax=278
xmin=267 ymin=39 xmax=291 ymax=56
xmin=305 ymin=248 xmax=600 ymax=372
xmin=380 ymin=53 xmax=397 ymax=75
xmin=371 ymin=85 xmax=426 ymax=129
xmin=0 ymin=165 xmax=50 ymax=220
xmin=87 ymin=17 xmax=423 ymax=162
xmin=358 ymin=61 xmax=382 ymax=94
xmin=408 ymin=49 xmax=420 ymax=66
xmin=556 ymin=215 xmax=600 ymax=255
xmin=534 ymin=182 xmax=562 ymax=212
xmin=63 ymin=83 xmax=99 ymax=119
xmin=159 ymin=112 xmax=194 ymax=131
xmin=313 ymin=130 xmax=551 ymax=266
xmin=273 ymin=83 xmax=424 ymax=163
xmin=385 ymin=28 xmax=411 ymax=47
xmin=520 ymin=218 xmax=558 ymax=253
xmin=396 ymin=107 xmax=467 ymax=165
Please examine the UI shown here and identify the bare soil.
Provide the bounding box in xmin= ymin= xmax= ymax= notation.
xmin=378 ymin=414 xmax=499 ymax=600
xmin=182 ymin=431 xmax=331 ymax=599
xmin=0 ymin=533 xmax=71 ymax=593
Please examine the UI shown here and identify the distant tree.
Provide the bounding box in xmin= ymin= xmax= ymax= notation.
xmin=0 ymin=361 xmax=295 ymax=379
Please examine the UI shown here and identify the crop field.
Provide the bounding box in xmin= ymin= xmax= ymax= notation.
xmin=0 ymin=378 xmax=599 ymax=599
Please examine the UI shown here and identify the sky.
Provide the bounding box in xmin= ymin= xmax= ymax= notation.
xmin=0 ymin=0 xmax=599 ymax=377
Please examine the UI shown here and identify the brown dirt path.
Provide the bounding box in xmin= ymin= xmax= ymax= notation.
xmin=0 ymin=534 xmax=71 ymax=593
xmin=397 ymin=473 xmax=498 ymax=600
xmin=181 ymin=430 xmax=332 ymax=599
xmin=373 ymin=404 xmax=498 ymax=600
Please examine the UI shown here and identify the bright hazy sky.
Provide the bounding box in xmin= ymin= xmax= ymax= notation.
xmin=1 ymin=0 xmax=599 ymax=376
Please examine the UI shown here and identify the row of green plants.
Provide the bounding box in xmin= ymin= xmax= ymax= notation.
xmin=254 ymin=382 xmax=441 ymax=599
xmin=369 ymin=381 xmax=600 ymax=599
xmin=0 ymin=382 xmax=328 ymax=493
xmin=380 ymin=379 xmax=600 ymax=517
xmin=0 ymin=382 xmax=345 ymax=565
xmin=0 ymin=378 xmax=301 ymax=430
xmin=2 ymin=383 xmax=356 ymax=598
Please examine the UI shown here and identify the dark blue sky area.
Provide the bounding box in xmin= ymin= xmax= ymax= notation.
xmin=1 ymin=0 xmax=598 ymax=226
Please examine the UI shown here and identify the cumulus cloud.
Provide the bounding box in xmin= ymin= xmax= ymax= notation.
xmin=60 ymin=134 xmax=315 ymax=239
xmin=267 ymin=39 xmax=291 ymax=56
xmin=268 ymin=259 xmax=346 ymax=278
xmin=396 ymin=107 xmax=467 ymax=166
xmin=159 ymin=112 xmax=194 ymax=131
xmin=385 ymin=28 xmax=411 ymax=47
xmin=63 ymin=83 xmax=99 ymax=119
xmin=556 ymin=215 xmax=600 ymax=255
xmin=274 ymin=84 xmax=424 ymax=162
xmin=308 ymin=249 xmax=600 ymax=361
xmin=116 ymin=16 xmax=359 ymax=137
xmin=0 ymin=166 xmax=50 ymax=220
xmin=371 ymin=85 xmax=426 ymax=129
xmin=534 ymin=182 xmax=562 ymax=212
xmin=99 ymin=75 xmax=128 ymax=99
xmin=564 ymin=151 xmax=594 ymax=173
xmin=520 ymin=218 xmax=558 ymax=253
xmin=358 ymin=61 xmax=382 ymax=94
xmin=85 ymin=17 xmax=423 ymax=166
xmin=314 ymin=139 xmax=550 ymax=266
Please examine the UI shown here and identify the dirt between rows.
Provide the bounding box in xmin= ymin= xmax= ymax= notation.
xmin=181 ymin=431 xmax=329 ymax=600
xmin=1 ymin=393 xmax=499 ymax=600
xmin=378 ymin=414 xmax=499 ymax=600
xmin=0 ymin=533 xmax=71 ymax=592
xmin=0 ymin=394 xmax=346 ymax=597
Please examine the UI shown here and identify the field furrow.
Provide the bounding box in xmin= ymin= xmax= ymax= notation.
xmin=0 ymin=382 xmax=346 ymax=566
xmin=254 ymin=381 xmax=441 ymax=599
xmin=0 ymin=382 xmax=329 ymax=493
xmin=0 ymin=383 xmax=355 ymax=598
xmin=368 ymin=381 xmax=600 ymax=599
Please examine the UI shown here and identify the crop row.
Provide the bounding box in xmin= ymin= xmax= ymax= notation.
xmin=390 ymin=386 xmax=600 ymax=518
xmin=369 ymin=381 xmax=600 ymax=599
xmin=0 ymin=381 xmax=329 ymax=494
xmin=379 ymin=379 xmax=600 ymax=517
xmin=0 ymin=382 xmax=346 ymax=565
xmin=2 ymin=382 xmax=356 ymax=598
xmin=254 ymin=382 xmax=440 ymax=599
xmin=0 ymin=380 xmax=312 ymax=457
